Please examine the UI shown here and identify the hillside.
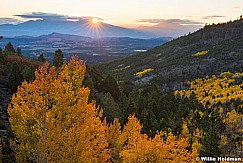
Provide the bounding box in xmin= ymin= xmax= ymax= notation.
xmin=95 ymin=18 xmax=243 ymax=89
xmin=0 ymin=49 xmax=43 ymax=161
xmin=0 ymin=53 xmax=42 ymax=128
xmin=176 ymin=71 xmax=243 ymax=105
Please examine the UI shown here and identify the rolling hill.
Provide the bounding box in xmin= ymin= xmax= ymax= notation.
xmin=95 ymin=18 xmax=243 ymax=90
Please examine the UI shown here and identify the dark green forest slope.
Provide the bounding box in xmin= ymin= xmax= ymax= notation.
xmin=95 ymin=18 xmax=243 ymax=89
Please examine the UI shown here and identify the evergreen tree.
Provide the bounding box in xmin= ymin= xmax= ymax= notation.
xmin=0 ymin=47 xmax=4 ymax=61
xmin=53 ymin=49 xmax=64 ymax=68
xmin=126 ymin=97 xmax=138 ymax=118
xmin=140 ymin=108 xmax=159 ymax=137
xmin=118 ymin=93 xmax=129 ymax=124
xmin=37 ymin=54 xmax=46 ymax=63
xmin=8 ymin=62 xmax=24 ymax=92
xmin=4 ymin=42 xmax=15 ymax=55
xmin=100 ymin=93 xmax=122 ymax=123
xmin=200 ymin=107 xmax=223 ymax=156
xmin=21 ymin=65 xmax=36 ymax=82
xmin=102 ymin=75 xmax=120 ymax=100
xmin=0 ymin=47 xmax=2 ymax=56
xmin=120 ymin=80 xmax=135 ymax=96
xmin=82 ymin=71 xmax=97 ymax=102
xmin=16 ymin=47 xmax=22 ymax=56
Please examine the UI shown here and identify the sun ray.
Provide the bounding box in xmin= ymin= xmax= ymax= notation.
xmin=92 ymin=18 xmax=99 ymax=24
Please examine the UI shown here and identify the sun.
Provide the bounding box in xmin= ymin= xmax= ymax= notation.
xmin=92 ymin=18 xmax=99 ymax=24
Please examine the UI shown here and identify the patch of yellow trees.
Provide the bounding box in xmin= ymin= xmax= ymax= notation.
xmin=134 ymin=68 xmax=154 ymax=76
xmin=192 ymin=50 xmax=209 ymax=57
xmin=176 ymin=72 xmax=243 ymax=105
xmin=8 ymin=56 xmax=198 ymax=162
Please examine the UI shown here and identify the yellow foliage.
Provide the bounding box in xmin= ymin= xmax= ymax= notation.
xmin=134 ymin=68 xmax=154 ymax=76
xmin=106 ymin=116 xmax=198 ymax=163
xmin=177 ymin=72 xmax=243 ymax=105
xmin=113 ymin=65 xmax=131 ymax=72
xmin=9 ymin=56 xmax=200 ymax=162
xmin=192 ymin=50 xmax=209 ymax=57
xmin=180 ymin=120 xmax=190 ymax=138
xmin=8 ymin=56 xmax=109 ymax=162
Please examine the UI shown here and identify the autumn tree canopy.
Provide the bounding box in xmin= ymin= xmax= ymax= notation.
xmin=106 ymin=116 xmax=198 ymax=163
xmin=8 ymin=56 xmax=109 ymax=162
xmin=8 ymin=55 xmax=199 ymax=162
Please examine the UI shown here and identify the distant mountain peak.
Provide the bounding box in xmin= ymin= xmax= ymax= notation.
xmin=0 ymin=19 xmax=155 ymax=38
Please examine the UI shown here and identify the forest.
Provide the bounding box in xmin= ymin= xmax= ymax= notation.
xmin=0 ymin=19 xmax=242 ymax=162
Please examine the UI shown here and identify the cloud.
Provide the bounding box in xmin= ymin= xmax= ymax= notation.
xmin=78 ymin=16 xmax=104 ymax=21
xmin=15 ymin=12 xmax=103 ymax=22
xmin=203 ymin=15 xmax=225 ymax=19
xmin=15 ymin=12 xmax=69 ymax=21
xmin=137 ymin=19 xmax=203 ymax=25
xmin=0 ymin=18 xmax=23 ymax=25
xmin=136 ymin=18 xmax=204 ymax=37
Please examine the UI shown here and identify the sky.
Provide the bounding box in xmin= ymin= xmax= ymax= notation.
xmin=0 ymin=0 xmax=242 ymax=36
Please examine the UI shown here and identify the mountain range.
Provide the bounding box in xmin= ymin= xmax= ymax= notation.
xmin=95 ymin=18 xmax=243 ymax=89
xmin=0 ymin=19 xmax=155 ymax=38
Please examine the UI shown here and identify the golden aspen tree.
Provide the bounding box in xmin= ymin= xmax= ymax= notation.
xmin=106 ymin=118 xmax=122 ymax=162
xmin=177 ymin=72 xmax=243 ymax=105
xmin=180 ymin=120 xmax=190 ymax=138
xmin=107 ymin=115 xmax=198 ymax=163
xmin=8 ymin=56 xmax=109 ymax=162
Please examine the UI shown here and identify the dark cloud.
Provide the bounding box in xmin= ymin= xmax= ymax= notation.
xmin=15 ymin=12 xmax=103 ymax=22
xmin=0 ymin=18 xmax=23 ymax=25
xmin=137 ymin=19 xmax=203 ymax=25
xmin=203 ymin=15 xmax=225 ymax=19
xmin=15 ymin=12 xmax=69 ymax=21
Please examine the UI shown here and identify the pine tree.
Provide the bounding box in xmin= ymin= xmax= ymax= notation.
xmin=100 ymin=92 xmax=122 ymax=123
xmin=16 ymin=47 xmax=22 ymax=56
xmin=102 ymin=75 xmax=121 ymax=100
xmin=201 ymin=107 xmax=222 ymax=156
xmin=4 ymin=42 xmax=15 ymax=55
xmin=53 ymin=49 xmax=64 ymax=68
xmin=8 ymin=62 xmax=24 ymax=92
xmin=37 ymin=54 xmax=46 ymax=63
xmin=140 ymin=108 xmax=159 ymax=137
xmin=0 ymin=47 xmax=4 ymax=61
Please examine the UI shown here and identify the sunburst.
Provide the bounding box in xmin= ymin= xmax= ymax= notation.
xmin=92 ymin=18 xmax=99 ymax=24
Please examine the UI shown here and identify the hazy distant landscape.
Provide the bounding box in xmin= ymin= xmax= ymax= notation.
xmin=0 ymin=32 xmax=171 ymax=64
